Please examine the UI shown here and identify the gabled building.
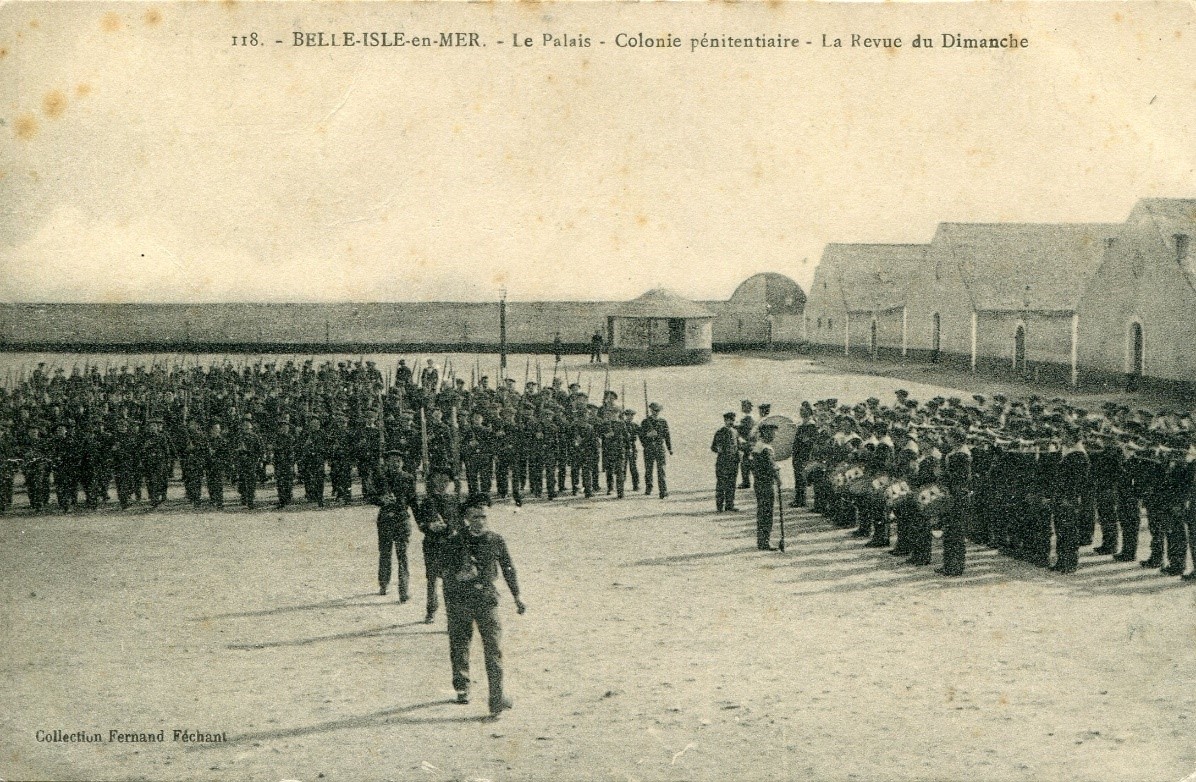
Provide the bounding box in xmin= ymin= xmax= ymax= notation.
xmin=905 ymin=222 xmax=1115 ymax=384
xmin=805 ymin=243 xmax=928 ymax=357
xmin=1076 ymin=198 xmax=1196 ymax=392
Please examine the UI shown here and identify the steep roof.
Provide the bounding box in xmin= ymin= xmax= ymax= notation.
xmin=610 ymin=288 xmax=713 ymax=319
xmin=821 ymin=244 xmax=927 ymax=313
xmin=1131 ymin=198 xmax=1196 ymax=293
xmin=934 ymin=222 xmax=1117 ymax=311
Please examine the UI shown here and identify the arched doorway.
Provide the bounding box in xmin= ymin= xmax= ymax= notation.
xmin=870 ymin=319 xmax=878 ymax=358
xmin=931 ymin=313 xmax=941 ymax=363
xmin=1014 ymin=324 xmax=1027 ymax=375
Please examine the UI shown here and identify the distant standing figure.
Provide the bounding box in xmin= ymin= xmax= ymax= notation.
xmin=420 ymin=359 xmax=440 ymax=394
xmin=553 ymin=333 xmax=563 ymax=364
xmin=589 ymin=332 xmax=604 ymax=364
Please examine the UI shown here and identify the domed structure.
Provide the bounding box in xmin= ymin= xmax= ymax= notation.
xmin=607 ymin=289 xmax=714 ymax=366
xmin=728 ymin=273 xmax=806 ymax=315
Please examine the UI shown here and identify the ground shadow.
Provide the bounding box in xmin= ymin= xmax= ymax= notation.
xmin=625 ymin=546 xmax=759 ymax=567
xmin=184 ymin=700 xmax=489 ymax=749
xmin=227 ymin=620 xmax=442 ymax=650
xmin=198 ymin=593 xmax=384 ymax=622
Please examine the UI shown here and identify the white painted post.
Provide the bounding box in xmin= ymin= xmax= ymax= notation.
xmin=970 ymin=311 xmax=978 ymax=373
xmin=1070 ymin=313 xmax=1079 ymax=387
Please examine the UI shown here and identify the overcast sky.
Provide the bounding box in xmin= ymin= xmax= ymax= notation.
xmin=1 ymin=1 xmax=1193 ymax=303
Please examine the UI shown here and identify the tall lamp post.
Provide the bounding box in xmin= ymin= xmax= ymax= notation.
xmin=499 ymin=287 xmax=508 ymax=373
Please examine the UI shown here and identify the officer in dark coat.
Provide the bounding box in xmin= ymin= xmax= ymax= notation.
xmin=711 ymin=412 xmax=740 ymax=512
xmin=439 ymin=495 xmax=525 ymax=716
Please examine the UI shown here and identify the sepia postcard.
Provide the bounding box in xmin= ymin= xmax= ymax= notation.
xmin=1 ymin=1 xmax=1194 ymax=781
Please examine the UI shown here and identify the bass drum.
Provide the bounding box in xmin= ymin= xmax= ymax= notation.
xmin=757 ymin=415 xmax=798 ymax=462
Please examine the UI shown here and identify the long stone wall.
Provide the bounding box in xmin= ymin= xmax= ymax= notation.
xmin=0 ymin=300 xmax=795 ymax=352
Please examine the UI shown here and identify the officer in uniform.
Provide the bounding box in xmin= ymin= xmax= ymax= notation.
xmin=751 ymin=421 xmax=780 ymax=549
xmin=711 ymin=412 xmax=740 ymax=512
xmin=440 ymin=495 xmax=526 ymax=717
xmin=640 ymin=402 xmax=672 ymax=499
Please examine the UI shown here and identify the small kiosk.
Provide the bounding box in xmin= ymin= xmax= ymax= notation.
xmin=607 ymin=289 xmax=714 ymax=367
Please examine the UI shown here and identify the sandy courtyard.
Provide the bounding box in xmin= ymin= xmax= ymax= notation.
xmin=1 ymin=355 xmax=1194 ymax=782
